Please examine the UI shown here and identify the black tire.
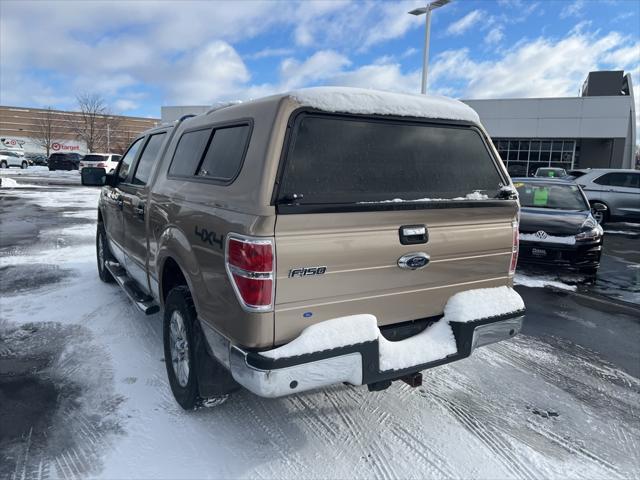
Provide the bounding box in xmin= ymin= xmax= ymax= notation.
xmin=591 ymin=202 xmax=608 ymax=226
xmin=96 ymin=223 xmax=115 ymax=283
xmin=21 ymin=161 xmax=28 ymax=169
xmin=0 ymin=161 xmax=7 ymax=169
xmin=163 ymin=286 xmax=201 ymax=410
xmin=579 ymin=266 xmax=599 ymax=277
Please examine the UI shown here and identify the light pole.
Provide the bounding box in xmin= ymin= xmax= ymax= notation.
xmin=409 ymin=0 xmax=451 ymax=94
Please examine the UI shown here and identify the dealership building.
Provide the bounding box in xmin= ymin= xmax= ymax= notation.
xmin=463 ymin=71 xmax=636 ymax=174
xmin=0 ymin=106 xmax=159 ymax=155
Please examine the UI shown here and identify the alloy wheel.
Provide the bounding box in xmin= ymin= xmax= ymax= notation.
xmin=169 ymin=311 xmax=190 ymax=387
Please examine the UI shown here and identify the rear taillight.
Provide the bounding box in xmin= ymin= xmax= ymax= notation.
xmin=96 ymin=162 xmax=106 ymax=168
xmin=225 ymin=234 xmax=274 ymax=311
xmin=509 ymin=220 xmax=519 ymax=275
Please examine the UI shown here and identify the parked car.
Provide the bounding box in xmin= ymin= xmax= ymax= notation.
xmin=566 ymin=168 xmax=591 ymax=180
xmin=534 ymin=167 xmax=568 ymax=178
xmin=575 ymin=169 xmax=640 ymax=225
xmin=79 ymin=153 xmax=121 ymax=173
xmin=513 ymin=177 xmax=604 ymax=275
xmin=82 ymin=87 xmax=525 ymax=409
xmin=0 ymin=150 xmax=28 ymax=169
xmin=26 ymin=153 xmax=49 ymax=166
xmin=48 ymin=152 xmax=82 ymax=171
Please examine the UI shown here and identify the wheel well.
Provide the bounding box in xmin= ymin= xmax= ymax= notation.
xmin=161 ymin=257 xmax=188 ymax=304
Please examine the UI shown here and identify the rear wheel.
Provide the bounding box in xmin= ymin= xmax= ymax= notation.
xmin=96 ymin=223 xmax=115 ymax=283
xmin=0 ymin=161 xmax=7 ymax=169
xmin=21 ymin=161 xmax=28 ymax=169
xmin=591 ymin=202 xmax=608 ymax=226
xmin=163 ymin=286 xmax=230 ymax=410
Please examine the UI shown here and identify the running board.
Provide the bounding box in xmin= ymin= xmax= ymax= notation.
xmin=105 ymin=261 xmax=160 ymax=315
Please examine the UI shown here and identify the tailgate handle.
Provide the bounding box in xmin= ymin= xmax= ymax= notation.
xmin=399 ymin=225 xmax=428 ymax=245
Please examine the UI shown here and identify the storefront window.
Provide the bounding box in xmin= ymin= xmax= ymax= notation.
xmin=491 ymin=137 xmax=576 ymax=176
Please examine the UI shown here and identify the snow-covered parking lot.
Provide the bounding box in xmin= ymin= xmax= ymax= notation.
xmin=1 ymin=169 xmax=639 ymax=480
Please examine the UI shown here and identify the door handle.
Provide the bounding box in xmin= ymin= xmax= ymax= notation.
xmin=399 ymin=224 xmax=428 ymax=245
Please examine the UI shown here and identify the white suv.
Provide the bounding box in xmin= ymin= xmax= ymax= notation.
xmin=79 ymin=153 xmax=121 ymax=173
xmin=0 ymin=150 xmax=28 ymax=169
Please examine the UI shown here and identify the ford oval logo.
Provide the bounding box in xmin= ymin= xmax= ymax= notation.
xmin=398 ymin=252 xmax=430 ymax=270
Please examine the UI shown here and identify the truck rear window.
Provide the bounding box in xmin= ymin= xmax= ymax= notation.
xmin=277 ymin=114 xmax=505 ymax=204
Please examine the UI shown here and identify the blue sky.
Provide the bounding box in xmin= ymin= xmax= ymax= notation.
xmin=1 ymin=0 xmax=638 ymax=120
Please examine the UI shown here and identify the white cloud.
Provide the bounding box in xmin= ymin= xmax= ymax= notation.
xmin=430 ymin=30 xmax=635 ymax=100
xmin=485 ymin=26 xmax=505 ymax=45
xmin=114 ymin=99 xmax=140 ymax=112
xmin=279 ymin=51 xmax=351 ymax=90
xmin=560 ymin=0 xmax=585 ymax=19
xmin=169 ymin=41 xmax=250 ymax=104
xmin=247 ymin=48 xmax=295 ymax=60
xmin=446 ymin=10 xmax=485 ymax=36
xmin=603 ymin=42 xmax=640 ymax=69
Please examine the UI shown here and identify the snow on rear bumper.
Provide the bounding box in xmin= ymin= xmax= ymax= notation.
xmin=204 ymin=287 xmax=525 ymax=398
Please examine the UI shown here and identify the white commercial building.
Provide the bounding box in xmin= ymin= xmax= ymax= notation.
xmin=464 ymin=71 xmax=636 ymax=174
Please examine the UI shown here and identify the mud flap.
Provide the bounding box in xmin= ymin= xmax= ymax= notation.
xmin=194 ymin=320 xmax=240 ymax=398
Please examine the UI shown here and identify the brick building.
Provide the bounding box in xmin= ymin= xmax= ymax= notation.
xmin=0 ymin=105 xmax=159 ymax=155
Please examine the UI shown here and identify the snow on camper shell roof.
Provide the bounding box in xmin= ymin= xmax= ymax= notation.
xmin=287 ymin=87 xmax=480 ymax=124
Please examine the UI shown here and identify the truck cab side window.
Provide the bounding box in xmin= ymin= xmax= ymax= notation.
xmin=117 ymin=138 xmax=143 ymax=182
xmin=132 ymin=133 xmax=167 ymax=185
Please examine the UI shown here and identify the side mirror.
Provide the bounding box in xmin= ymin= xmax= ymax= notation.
xmin=81 ymin=167 xmax=107 ymax=186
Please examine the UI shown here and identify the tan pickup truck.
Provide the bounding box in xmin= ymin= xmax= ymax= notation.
xmin=82 ymin=87 xmax=525 ymax=409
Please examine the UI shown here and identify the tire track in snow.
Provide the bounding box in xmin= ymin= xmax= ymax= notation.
xmin=285 ymin=395 xmax=342 ymax=451
xmin=237 ymin=397 xmax=309 ymax=477
xmin=425 ymin=372 xmax=541 ymax=480
xmin=390 ymin=423 xmax=457 ymax=479
xmin=321 ymin=387 xmax=394 ymax=479
xmin=525 ymin=419 xmax=624 ymax=478
xmin=491 ymin=340 xmax=639 ymax=423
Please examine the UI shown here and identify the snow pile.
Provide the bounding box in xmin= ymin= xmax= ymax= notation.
xmin=442 ymin=286 xmax=525 ymax=323
xmin=519 ymin=233 xmax=576 ymax=245
xmin=378 ymin=319 xmax=457 ymax=371
xmin=289 ymin=87 xmax=480 ymax=124
xmin=360 ymin=192 xmax=489 ymax=204
xmin=0 ymin=177 xmax=18 ymax=188
xmin=263 ymin=286 xmax=523 ymax=371
xmin=261 ymin=315 xmax=378 ymax=359
xmin=514 ymin=273 xmax=577 ymax=292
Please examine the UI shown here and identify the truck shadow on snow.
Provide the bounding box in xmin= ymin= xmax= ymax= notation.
xmin=0 ymin=322 xmax=124 ymax=480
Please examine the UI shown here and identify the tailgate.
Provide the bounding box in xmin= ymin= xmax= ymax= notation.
xmin=271 ymin=111 xmax=517 ymax=344
xmin=274 ymin=204 xmax=517 ymax=344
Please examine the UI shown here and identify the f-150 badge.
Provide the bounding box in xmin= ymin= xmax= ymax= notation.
xmin=288 ymin=266 xmax=327 ymax=278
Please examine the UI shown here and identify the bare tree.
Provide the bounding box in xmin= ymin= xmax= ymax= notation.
xmin=71 ymin=93 xmax=120 ymax=152
xmin=113 ymin=125 xmax=137 ymax=155
xmin=33 ymin=107 xmax=62 ymax=157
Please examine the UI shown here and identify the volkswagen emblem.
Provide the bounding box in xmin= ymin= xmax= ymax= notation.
xmin=535 ymin=230 xmax=548 ymax=240
xmin=398 ymin=252 xmax=430 ymax=270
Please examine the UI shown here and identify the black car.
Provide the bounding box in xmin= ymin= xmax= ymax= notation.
xmin=48 ymin=152 xmax=82 ymax=171
xmin=513 ymin=177 xmax=604 ymax=275
xmin=26 ymin=153 xmax=48 ymax=166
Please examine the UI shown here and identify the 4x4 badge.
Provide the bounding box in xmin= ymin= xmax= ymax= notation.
xmin=397 ymin=252 xmax=430 ymax=270
xmin=195 ymin=226 xmax=223 ymax=249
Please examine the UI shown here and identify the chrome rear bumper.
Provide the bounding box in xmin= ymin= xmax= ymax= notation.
xmin=202 ymin=313 xmax=524 ymax=399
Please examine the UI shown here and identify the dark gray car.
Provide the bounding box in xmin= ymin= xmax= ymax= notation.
xmin=576 ymin=169 xmax=640 ymax=225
